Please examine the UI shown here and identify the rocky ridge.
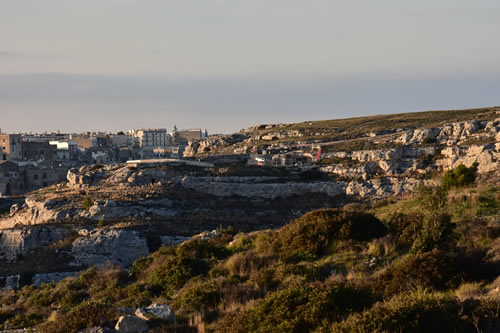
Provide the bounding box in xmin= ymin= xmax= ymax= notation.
xmin=0 ymin=113 xmax=498 ymax=288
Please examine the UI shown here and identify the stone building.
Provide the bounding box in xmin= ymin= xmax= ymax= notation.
xmin=128 ymin=129 xmax=168 ymax=148
xmin=111 ymin=134 xmax=133 ymax=148
xmin=22 ymin=162 xmax=67 ymax=191
xmin=170 ymin=126 xmax=207 ymax=145
xmin=0 ymin=161 xmax=22 ymax=196
xmin=21 ymin=141 xmax=57 ymax=161
xmin=0 ymin=134 xmax=22 ymax=161
xmin=49 ymin=141 xmax=78 ymax=161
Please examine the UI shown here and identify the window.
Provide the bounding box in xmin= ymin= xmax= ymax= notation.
xmin=34 ymin=174 xmax=38 ymax=180
xmin=42 ymin=173 xmax=47 ymax=179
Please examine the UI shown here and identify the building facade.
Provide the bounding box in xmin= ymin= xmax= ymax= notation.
xmin=128 ymin=129 xmax=168 ymax=148
xmin=170 ymin=126 xmax=208 ymax=144
xmin=22 ymin=141 xmax=57 ymax=161
xmin=0 ymin=134 xmax=22 ymax=161
xmin=0 ymin=161 xmax=22 ymax=196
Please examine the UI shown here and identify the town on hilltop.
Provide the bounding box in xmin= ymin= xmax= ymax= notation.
xmin=0 ymin=126 xmax=208 ymax=196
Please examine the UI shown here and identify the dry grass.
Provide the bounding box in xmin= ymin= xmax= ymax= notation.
xmin=455 ymin=282 xmax=483 ymax=301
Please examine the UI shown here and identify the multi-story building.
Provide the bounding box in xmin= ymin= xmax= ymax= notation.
xmin=22 ymin=162 xmax=67 ymax=191
xmin=170 ymin=126 xmax=207 ymax=144
xmin=0 ymin=161 xmax=22 ymax=196
xmin=21 ymin=141 xmax=57 ymax=161
xmin=49 ymin=141 xmax=78 ymax=161
xmin=128 ymin=129 xmax=168 ymax=148
xmin=111 ymin=134 xmax=133 ymax=148
xmin=0 ymin=134 xmax=22 ymax=161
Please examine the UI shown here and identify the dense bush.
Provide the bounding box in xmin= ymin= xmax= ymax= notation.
xmin=216 ymin=282 xmax=373 ymax=333
xmin=441 ymin=163 xmax=478 ymax=191
xmin=376 ymin=249 xmax=460 ymax=295
xmin=174 ymin=280 xmax=221 ymax=313
xmin=38 ymin=301 xmax=117 ymax=333
xmin=144 ymin=239 xmax=230 ymax=296
xmin=271 ymin=209 xmax=386 ymax=260
xmin=326 ymin=293 xmax=476 ymax=333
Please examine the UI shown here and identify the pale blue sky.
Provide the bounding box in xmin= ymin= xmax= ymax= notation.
xmin=1 ymin=0 xmax=500 ymax=133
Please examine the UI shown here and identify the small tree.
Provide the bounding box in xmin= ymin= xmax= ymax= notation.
xmin=441 ymin=163 xmax=478 ymax=191
xmin=411 ymin=186 xmax=455 ymax=254
xmin=82 ymin=196 xmax=93 ymax=210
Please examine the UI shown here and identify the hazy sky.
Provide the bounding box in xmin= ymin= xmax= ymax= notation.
xmin=1 ymin=0 xmax=500 ymax=133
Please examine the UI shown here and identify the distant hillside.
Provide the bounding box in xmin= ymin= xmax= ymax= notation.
xmin=186 ymin=106 xmax=500 ymax=156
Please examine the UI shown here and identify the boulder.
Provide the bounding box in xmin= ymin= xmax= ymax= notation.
xmin=135 ymin=303 xmax=175 ymax=322
xmin=115 ymin=315 xmax=149 ymax=333
xmin=77 ymin=327 xmax=113 ymax=333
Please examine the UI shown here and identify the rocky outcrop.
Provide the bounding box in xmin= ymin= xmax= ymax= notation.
xmin=135 ymin=303 xmax=175 ymax=322
xmin=0 ymin=274 xmax=20 ymax=290
xmin=183 ymin=134 xmax=249 ymax=156
xmin=436 ymin=143 xmax=499 ymax=174
xmin=67 ymin=165 xmax=112 ymax=187
xmin=396 ymin=119 xmax=499 ymax=145
xmin=0 ymin=197 xmax=75 ymax=229
xmin=71 ymin=229 xmax=149 ymax=267
xmin=396 ymin=128 xmax=441 ymax=145
xmin=0 ymin=227 xmax=68 ymax=261
xmin=84 ymin=199 xmax=175 ymax=220
xmin=346 ymin=177 xmax=435 ymax=198
xmin=322 ymin=147 xmax=436 ymax=179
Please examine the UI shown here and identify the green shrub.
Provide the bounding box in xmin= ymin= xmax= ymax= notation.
xmin=410 ymin=186 xmax=456 ymax=254
xmin=441 ymin=163 xmax=478 ymax=191
xmin=272 ymin=209 xmax=386 ymax=260
xmin=174 ymin=280 xmax=221 ymax=313
xmin=228 ymin=233 xmax=254 ymax=252
xmin=376 ymin=249 xmax=459 ymax=296
xmin=38 ymin=301 xmax=117 ymax=333
xmin=328 ymin=293 xmax=464 ymax=333
xmin=147 ymin=256 xmax=205 ymax=296
xmin=82 ymin=196 xmax=93 ymax=210
xmin=0 ymin=313 xmax=42 ymax=330
xmin=385 ymin=212 xmax=424 ymax=250
xmin=144 ymin=240 xmax=228 ymax=296
xmin=216 ymin=282 xmax=372 ymax=333
xmin=130 ymin=256 xmax=154 ymax=277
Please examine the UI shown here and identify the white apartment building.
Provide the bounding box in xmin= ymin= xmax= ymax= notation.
xmin=128 ymin=129 xmax=168 ymax=148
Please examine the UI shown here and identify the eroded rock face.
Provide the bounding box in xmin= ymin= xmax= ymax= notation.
xmin=436 ymin=144 xmax=499 ymax=174
xmin=87 ymin=199 xmax=175 ymax=220
xmin=181 ymin=176 xmax=346 ymax=199
xmin=71 ymin=229 xmax=149 ymax=267
xmin=0 ymin=227 xmax=68 ymax=261
xmin=0 ymin=197 xmax=78 ymax=229
xmin=183 ymin=134 xmax=249 ymax=156
xmin=345 ymin=177 xmax=435 ymax=198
